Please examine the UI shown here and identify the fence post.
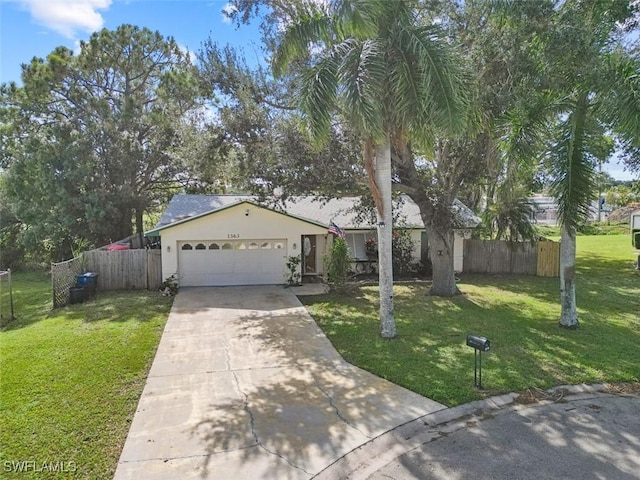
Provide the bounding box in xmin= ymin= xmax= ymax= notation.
xmin=9 ymin=269 xmax=14 ymax=320
xmin=145 ymin=249 xmax=149 ymax=290
xmin=0 ymin=269 xmax=15 ymax=324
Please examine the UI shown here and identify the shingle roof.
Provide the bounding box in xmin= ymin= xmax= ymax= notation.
xmin=150 ymin=194 xmax=480 ymax=233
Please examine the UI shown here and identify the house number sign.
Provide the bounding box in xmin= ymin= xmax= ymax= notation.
xmin=227 ymin=234 xmax=240 ymax=239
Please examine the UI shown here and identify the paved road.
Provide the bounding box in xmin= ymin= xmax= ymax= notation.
xmin=315 ymin=388 xmax=640 ymax=480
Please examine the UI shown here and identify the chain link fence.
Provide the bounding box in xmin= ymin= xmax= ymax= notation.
xmin=51 ymin=257 xmax=84 ymax=308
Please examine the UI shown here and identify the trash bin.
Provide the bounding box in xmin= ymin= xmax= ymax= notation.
xmin=69 ymin=286 xmax=86 ymax=304
xmin=76 ymin=273 xmax=98 ymax=297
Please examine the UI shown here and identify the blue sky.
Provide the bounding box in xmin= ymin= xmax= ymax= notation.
xmin=0 ymin=0 xmax=264 ymax=83
xmin=0 ymin=0 xmax=636 ymax=181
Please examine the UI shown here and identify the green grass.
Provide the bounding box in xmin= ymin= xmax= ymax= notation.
xmin=536 ymin=221 xmax=630 ymax=238
xmin=0 ymin=271 xmax=172 ymax=479
xmin=302 ymin=235 xmax=640 ymax=406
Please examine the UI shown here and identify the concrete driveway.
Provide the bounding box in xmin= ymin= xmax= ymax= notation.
xmin=113 ymin=286 xmax=445 ymax=480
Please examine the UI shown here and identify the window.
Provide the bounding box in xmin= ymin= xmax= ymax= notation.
xmin=221 ymin=243 xmax=233 ymax=250
xmin=235 ymin=242 xmax=246 ymax=250
xmin=248 ymin=242 xmax=259 ymax=250
xmin=274 ymin=242 xmax=284 ymax=249
xmin=181 ymin=243 xmax=192 ymax=250
xmin=195 ymin=243 xmax=206 ymax=250
xmin=345 ymin=233 xmax=376 ymax=260
xmin=261 ymin=242 xmax=271 ymax=249
xmin=209 ymin=243 xmax=220 ymax=250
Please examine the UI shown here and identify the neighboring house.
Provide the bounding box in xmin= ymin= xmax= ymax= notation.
xmin=632 ymin=209 xmax=640 ymax=248
xmin=529 ymin=195 xmax=559 ymax=225
xmin=145 ymin=194 xmax=480 ymax=287
xmin=529 ymin=194 xmax=612 ymax=225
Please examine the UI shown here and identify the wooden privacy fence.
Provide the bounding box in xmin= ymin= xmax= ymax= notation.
xmin=463 ymin=239 xmax=560 ymax=277
xmin=536 ymin=240 xmax=561 ymax=277
xmin=52 ymin=249 xmax=162 ymax=308
xmin=84 ymin=249 xmax=162 ymax=291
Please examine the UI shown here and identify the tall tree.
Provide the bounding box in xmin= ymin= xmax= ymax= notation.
xmin=436 ymin=1 xmax=555 ymax=241
xmin=273 ymin=0 xmax=468 ymax=337
xmin=1 ymin=25 xmax=201 ymax=259
xmin=0 ymin=174 xmax=24 ymax=269
xmin=543 ymin=0 xmax=640 ymax=327
xmin=196 ymin=41 xmax=364 ymax=198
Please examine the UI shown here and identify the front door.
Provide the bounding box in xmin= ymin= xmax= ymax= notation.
xmin=302 ymin=235 xmax=316 ymax=273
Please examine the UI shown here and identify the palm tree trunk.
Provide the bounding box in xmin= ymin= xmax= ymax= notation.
xmin=559 ymin=226 xmax=579 ymax=328
xmin=375 ymin=139 xmax=396 ymax=338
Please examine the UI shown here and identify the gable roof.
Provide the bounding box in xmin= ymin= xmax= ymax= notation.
xmin=147 ymin=194 xmax=480 ymax=235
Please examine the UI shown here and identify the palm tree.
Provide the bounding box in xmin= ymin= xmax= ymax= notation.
xmin=273 ymin=0 xmax=468 ymax=338
xmin=550 ymin=92 xmax=593 ymax=328
xmin=545 ymin=0 xmax=640 ymax=328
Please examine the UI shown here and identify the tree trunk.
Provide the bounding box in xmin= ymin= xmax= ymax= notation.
xmin=135 ymin=208 xmax=144 ymax=234
xmin=426 ymin=224 xmax=460 ymax=296
xmin=393 ymin=143 xmax=461 ymax=298
xmin=559 ymin=226 xmax=579 ymax=328
xmin=112 ymin=208 xmax=134 ymax=243
xmin=375 ymin=139 xmax=396 ymax=339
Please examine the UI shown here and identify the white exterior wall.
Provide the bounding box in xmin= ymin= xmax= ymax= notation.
xmin=158 ymin=203 xmax=327 ymax=283
xmin=412 ymin=230 xmax=467 ymax=273
xmin=409 ymin=230 xmax=422 ymax=261
xmin=453 ymin=231 xmax=467 ymax=273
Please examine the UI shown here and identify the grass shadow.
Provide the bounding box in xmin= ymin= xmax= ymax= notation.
xmin=302 ymin=276 xmax=640 ymax=406
xmin=2 ymin=270 xmax=174 ymax=331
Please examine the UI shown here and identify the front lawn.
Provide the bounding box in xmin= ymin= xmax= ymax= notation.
xmin=302 ymin=234 xmax=639 ymax=406
xmin=0 ymin=271 xmax=172 ymax=479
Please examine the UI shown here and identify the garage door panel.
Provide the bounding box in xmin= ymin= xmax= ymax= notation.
xmin=179 ymin=239 xmax=287 ymax=286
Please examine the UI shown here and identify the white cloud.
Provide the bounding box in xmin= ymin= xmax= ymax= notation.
xmin=221 ymin=2 xmax=236 ymax=24
xmin=13 ymin=0 xmax=112 ymax=38
xmin=178 ymin=44 xmax=197 ymax=64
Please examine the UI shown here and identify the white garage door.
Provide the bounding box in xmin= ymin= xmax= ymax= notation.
xmin=178 ymin=239 xmax=287 ymax=286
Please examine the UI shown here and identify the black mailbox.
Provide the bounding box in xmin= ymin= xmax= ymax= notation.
xmin=466 ymin=334 xmax=490 ymax=352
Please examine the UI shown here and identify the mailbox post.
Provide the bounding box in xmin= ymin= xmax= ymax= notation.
xmin=466 ymin=334 xmax=490 ymax=389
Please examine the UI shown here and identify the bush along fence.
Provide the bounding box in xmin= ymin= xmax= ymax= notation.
xmin=52 ymin=249 xmax=162 ymax=308
xmin=463 ymin=239 xmax=560 ymax=277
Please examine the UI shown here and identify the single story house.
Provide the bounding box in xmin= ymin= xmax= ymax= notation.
xmin=145 ymin=194 xmax=480 ymax=287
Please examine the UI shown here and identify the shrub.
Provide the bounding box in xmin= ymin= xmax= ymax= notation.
xmin=160 ymin=274 xmax=179 ymax=296
xmin=285 ymin=255 xmax=302 ymax=286
xmin=324 ymin=238 xmax=350 ymax=288
xmin=392 ymin=229 xmax=416 ymax=277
